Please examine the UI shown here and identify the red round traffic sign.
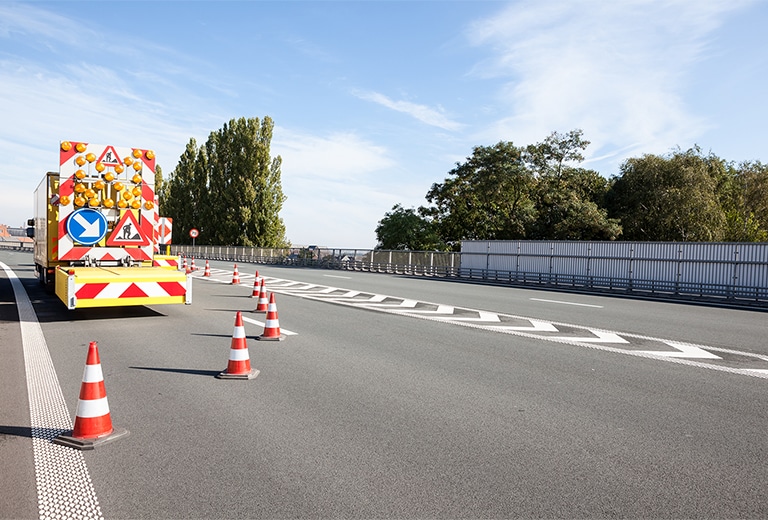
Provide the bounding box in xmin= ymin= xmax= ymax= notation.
xmin=189 ymin=228 xmax=199 ymax=238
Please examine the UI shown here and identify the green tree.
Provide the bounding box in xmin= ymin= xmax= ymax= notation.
xmin=606 ymin=146 xmax=727 ymax=241
xmin=525 ymin=130 xmax=621 ymax=240
xmin=163 ymin=117 xmax=288 ymax=247
xmin=719 ymin=160 xmax=768 ymax=241
xmin=424 ymin=141 xmax=536 ymax=245
xmin=375 ymin=204 xmax=444 ymax=250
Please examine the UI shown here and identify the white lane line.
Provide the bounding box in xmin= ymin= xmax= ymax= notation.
xmin=241 ymin=316 xmax=298 ymax=335
xmin=530 ymin=298 xmax=603 ymax=308
xmin=0 ymin=261 xmax=103 ymax=519
xmin=324 ymin=274 xmax=351 ymax=279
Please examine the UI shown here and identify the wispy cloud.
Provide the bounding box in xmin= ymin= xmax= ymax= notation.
xmin=465 ymin=0 xmax=753 ymax=172
xmin=353 ymin=90 xmax=463 ymax=132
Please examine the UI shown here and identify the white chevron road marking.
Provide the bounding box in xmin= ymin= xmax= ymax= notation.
xmin=548 ymin=330 xmax=629 ymax=344
xmin=637 ymin=341 xmax=721 ymax=359
xmin=487 ymin=320 xmax=559 ymax=332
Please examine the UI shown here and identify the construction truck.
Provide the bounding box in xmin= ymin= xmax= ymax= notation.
xmin=28 ymin=141 xmax=191 ymax=310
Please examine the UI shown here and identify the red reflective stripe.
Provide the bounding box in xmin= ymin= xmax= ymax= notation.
xmin=79 ymin=381 xmax=106 ymax=401
xmin=75 ymin=283 xmax=108 ymax=299
xmin=158 ymin=281 xmax=186 ymax=297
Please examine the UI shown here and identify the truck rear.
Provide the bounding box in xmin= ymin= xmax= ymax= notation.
xmin=30 ymin=141 xmax=191 ymax=310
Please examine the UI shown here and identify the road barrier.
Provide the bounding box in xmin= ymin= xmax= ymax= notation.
xmin=170 ymin=242 xmax=768 ymax=309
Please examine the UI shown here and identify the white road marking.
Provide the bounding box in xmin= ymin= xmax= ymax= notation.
xmin=530 ymin=298 xmax=603 ymax=308
xmin=487 ymin=320 xmax=559 ymax=332
xmin=548 ymin=330 xmax=630 ymax=344
xmin=1 ymin=261 xmax=103 ymax=519
xmin=324 ymin=274 xmax=351 ymax=279
xmin=638 ymin=341 xmax=721 ymax=359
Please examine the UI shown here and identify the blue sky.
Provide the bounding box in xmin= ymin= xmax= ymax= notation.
xmin=1 ymin=0 xmax=765 ymax=248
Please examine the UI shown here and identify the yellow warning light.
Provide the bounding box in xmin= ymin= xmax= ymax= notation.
xmin=84 ymin=188 xmax=96 ymax=199
xmin=113 ymin=181 xmax=124 ymax=192
xmin=103 ymin=171 xmax=115 ymax=182
xmin=75 ymin=169 xmax=86 ymax=180
xmin=95 ymin=162 xmax=106 ymax=173
xmin=75 ymin=156 xmax=87 ymax=166
xmin=133 ymin=148 xmax=143 ymax=159
xmin=122 ymin=191 xmax=133 ymax=201
xmin=93 ymin=180 xmax=105 ymax=190
xmin=132 ymin=161 xmax=142 ymax=172
xmin=131 ymin=186 xmax=142 ymax=197
xmin=61 ymin=142 xmax=72 ymax=152
xmin=123 ymin=156 xmax=133 ymax=166
xmin=74 ymin=196 xmax=86 ymax=207
xmin=86 ymin=153 xmax=96 ymax=163
xmin=131 ymin=173 xmax=142 ymax=184
xmin=117 ymin=199 xmax=128 ymax=209
xmin=114 ymin=164 xmax=124 ymax=174
xmin=88 ymin=197 xmax=100 ymax=207
xmin=60 ymin=195 xmax=71 ymax=206
xmin=74 ymin=183 xmax=86 ymax=194
xmin=75 ymin=142 xmax=87 ymax=153
xmin=103 ymin=198 xmax=115 ymax=208
xmin=144 ymin=200 xmax=154 ymax=210
xmin=145 ymin=150 xmax=155 ymax=160
xmin=131 ymin=199 xmax=141 ymax=210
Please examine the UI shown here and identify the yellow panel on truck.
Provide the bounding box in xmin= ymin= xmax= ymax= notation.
xmin=31 ymin=141 xmax=190 ymax=310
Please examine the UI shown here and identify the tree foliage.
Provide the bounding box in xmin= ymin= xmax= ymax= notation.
xmin=374 ymin=204 xmax=444 ymax=250
xmin=606 ymin=147 xmax=727 ymax=241
xmin=160 ymin=117 xmax=288 ymax=247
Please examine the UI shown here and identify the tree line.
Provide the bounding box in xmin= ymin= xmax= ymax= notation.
xmin=376 ymin=129 xmax=768 ymax=250
xmin=158 ymin=117 xmax=288 ymax=247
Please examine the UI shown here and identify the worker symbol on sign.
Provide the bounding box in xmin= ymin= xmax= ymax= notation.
xmin=97 ymin=145 xmax=122 ymax=166
xmin=107 ymin=211 xmax=150 ymax=246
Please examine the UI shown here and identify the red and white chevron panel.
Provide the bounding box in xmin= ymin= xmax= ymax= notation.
xmin=74 ymin=280 xmax=187 ymax=300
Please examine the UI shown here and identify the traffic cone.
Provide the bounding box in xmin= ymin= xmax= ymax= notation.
xmin=203 ymin=260 xmax=211 ymax=277
xmin=182 ymin=255 xmax=188 ymax=271
xmin=231 ymin=263 xmax=240 ymax=284
xmin=250 ymin=271 xmax=261 ymax=297
xmin=257 ymin=293 xmax=284 ymax=341
xmin=217 ymin=312 xmax=259 ymax=379
xmin=254 ymin=279 xmax=269 ymax=313
xmin=190 ymin=257 xmax=196 ymax=271
xmin=54 ymin=342 xmax=128 ymax=450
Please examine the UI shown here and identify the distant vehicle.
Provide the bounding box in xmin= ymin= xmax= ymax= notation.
xmin=29 ymin=141 xmax=191 ymax=310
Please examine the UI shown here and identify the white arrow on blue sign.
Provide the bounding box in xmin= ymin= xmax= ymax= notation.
xmin=66 ymin=208 xmax=108 ymax=246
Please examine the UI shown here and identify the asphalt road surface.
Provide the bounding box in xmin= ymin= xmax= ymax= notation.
xmin=2 ymin=249 xmax=767 ymax=519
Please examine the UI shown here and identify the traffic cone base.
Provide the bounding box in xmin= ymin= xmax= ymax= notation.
xmin=54 ymin=428 xmax=129 ymax=450
xmin=216 ymin=368 xmax=260 ymax=380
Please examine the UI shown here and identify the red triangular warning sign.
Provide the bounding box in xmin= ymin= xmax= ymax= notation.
xmin=97 ymin=145 xmax=122 ymax=166
xmin=107 ymin=211 xmax=150 ymax=246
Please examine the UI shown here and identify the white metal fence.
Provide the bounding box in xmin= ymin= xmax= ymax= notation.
xmin=171 ymin=241 xmax=768 ymax=308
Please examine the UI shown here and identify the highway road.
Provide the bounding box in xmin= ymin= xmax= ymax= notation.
xmin=2 ymin=249 xmax=767 ymax=519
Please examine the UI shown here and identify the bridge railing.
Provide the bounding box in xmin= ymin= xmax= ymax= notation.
xmin=170 ymin=242 xmax=768 ymax=309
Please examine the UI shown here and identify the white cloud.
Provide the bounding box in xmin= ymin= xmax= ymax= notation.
xmin=465 ymin=0 xmax=752 ymax=174
xmin=353 ymin=90 xmax=464 ymax=132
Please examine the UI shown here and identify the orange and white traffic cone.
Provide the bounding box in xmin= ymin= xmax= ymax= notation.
xmin=182 ymin=255 xmax=188 ymax=271
xmin=257 ymin=293 xmax=284 ymax=341
xmin=231 ymin=263 xmax=240 ymax=284
xmin=250 ymin=271 xmax=261 ymax=297
xmin=203 ymin=260 xmax=211 ymax=277
xmin=254 ymin=279 xmax=269 ymax=313
xmin=190 ymin=257 xmax=196 ymax=271
xmin=217 ymin=312 xmax=259 ymax=379
xmin=54 ymin=341 xmax=128 ymax=450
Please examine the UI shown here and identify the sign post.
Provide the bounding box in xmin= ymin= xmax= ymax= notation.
xmin=189 ymin=228 xmax=199 ymax=249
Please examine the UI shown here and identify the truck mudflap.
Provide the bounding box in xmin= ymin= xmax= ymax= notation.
xmin=55 ymin=266 xmax=192 ymax=310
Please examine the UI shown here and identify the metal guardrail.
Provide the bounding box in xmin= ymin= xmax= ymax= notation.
xmin=0 ymin=242 xmax=32 ymax=252
xmin=171 ymin=244 xmax=768 ymax=309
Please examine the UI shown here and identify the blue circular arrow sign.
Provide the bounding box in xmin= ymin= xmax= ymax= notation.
xmin=66 ymin=208 xmax=108 ymax=246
